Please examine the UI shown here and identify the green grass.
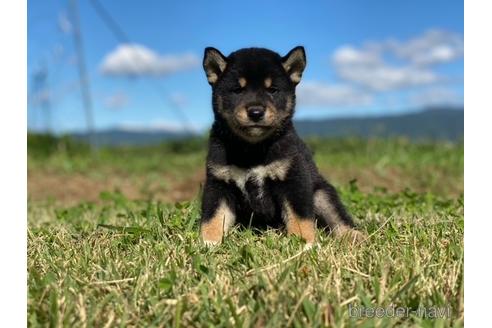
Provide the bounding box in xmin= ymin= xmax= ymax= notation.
xmin=27 ymin=136 xmax=464 ymax=327
xmin=28 ymin=189 xmax=463 ymax=327
xmin=27 ymin=135 xmax=207 ymax=178
xmin=28 ymin=136 xmax=463 ymax=199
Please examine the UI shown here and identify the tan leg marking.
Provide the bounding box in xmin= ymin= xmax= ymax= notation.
xmin=283 ymin=201 xmax=316 ymax=244
xmin=201 ymin=200 xmax=235 ymax=245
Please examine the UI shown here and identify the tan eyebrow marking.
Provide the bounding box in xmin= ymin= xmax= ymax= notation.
xmin=207 ymin=74 xmax=218 ymax=84
xmin=238 ymin=77 xmax=247 ymax=88
xmin=264 ymin=77 xmax=272 ymax=88
xmin=290 ymin=73 xmax=302 ymax=83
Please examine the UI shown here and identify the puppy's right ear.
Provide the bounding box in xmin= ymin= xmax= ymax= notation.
xmin=203 ymin=47 xmax=227 ymax=85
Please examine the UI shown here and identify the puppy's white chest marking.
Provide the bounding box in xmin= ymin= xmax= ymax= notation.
xmin=209 ymin=159 xmax=291 ymax=195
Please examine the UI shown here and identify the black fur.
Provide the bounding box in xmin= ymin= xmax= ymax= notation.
xmin=201 ymin=46 xmax=355 ymax=238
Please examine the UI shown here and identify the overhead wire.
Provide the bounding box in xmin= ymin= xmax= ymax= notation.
xmin=88 ymin=0 xmax=196 ymax=134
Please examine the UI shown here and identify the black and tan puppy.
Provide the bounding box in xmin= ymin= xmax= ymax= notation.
xmin=201 ymin=46 xmax=361 ymax=247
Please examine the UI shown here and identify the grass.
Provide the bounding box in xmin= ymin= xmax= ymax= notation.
xmin=28 ymin=136 xmax=463 ymax=203
xmin=27 ymin=136 xmax=464 ymax=327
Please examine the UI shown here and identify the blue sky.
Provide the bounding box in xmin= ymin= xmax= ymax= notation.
xmin=28 ymin=0 xmax=464 ymax=133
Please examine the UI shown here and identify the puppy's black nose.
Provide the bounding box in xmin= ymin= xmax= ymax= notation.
xmin=247 ymin=106 xmax=265 ymax=122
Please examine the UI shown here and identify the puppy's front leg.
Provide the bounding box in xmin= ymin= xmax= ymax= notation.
xmin=282 ymin=200 xmax=316 ymax=246
xmin=200 ymin=179 xmax=236 ymax=246
xmin=274 ymin=160 xmax=316 ymax=246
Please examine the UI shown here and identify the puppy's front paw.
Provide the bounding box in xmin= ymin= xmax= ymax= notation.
xmin=303 ymin=242 xmax=320 ymax=251
xmin=203 ymin=239 xmax=221 ymax=247
xmin=334 ymin=226 xmax=366 ymax=245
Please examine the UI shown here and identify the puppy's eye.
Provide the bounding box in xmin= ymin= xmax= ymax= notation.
xmin=232 ymin=87 xmax=244 ymax=94
xmin=267 ymin=86 xmax=279 ymax=95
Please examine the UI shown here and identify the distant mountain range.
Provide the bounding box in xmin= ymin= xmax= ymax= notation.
xmin=71 ymin=128 xmax=188 ymax=146
xmin=295 ymin=108 xmax=463 ymax=140
xmin=70 ymin=108 xmax=463 ymax=146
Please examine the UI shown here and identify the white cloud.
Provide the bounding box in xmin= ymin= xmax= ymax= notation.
xmin=336 ymin=64 xmax=438 ymax=91
xmin=389 ymin=29 xmax=464 ymax=66
xmin=297 ymin=81 xmax=373 ymax=107
xmin=410 ymin=88 xmax=463 ymax=108
xmin=104 ymin=92 xmax=129 ymax=109
xmin=100 ymin=44 xmax=199 ymax=77
xmin=331 ymin=29 xmax=462 ymax=91
xmin=332 ymin=46 xmax=380 ymax=66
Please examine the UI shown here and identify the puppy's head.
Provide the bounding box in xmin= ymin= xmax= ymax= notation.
xmin=203 ymin=46 xmax=306 ymax=143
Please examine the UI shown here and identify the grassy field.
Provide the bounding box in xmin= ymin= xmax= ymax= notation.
xmin=27 ymin=135 xmax=464 ymax=327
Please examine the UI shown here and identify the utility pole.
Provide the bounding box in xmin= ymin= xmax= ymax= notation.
xmin=69 ymin=0 xmax=96 ymax=148
xmin=31 ymin=64 xmax=52 ymax=134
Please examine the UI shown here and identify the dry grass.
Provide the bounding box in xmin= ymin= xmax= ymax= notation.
xmin=28 ymin=189 xmax=463 ymax=327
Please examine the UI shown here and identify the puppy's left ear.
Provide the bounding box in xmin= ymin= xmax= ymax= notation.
xmin=282 ymin=46 xmax=306 ymax=84
xmin=203 ymin=47 xmax=227 ymax=85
